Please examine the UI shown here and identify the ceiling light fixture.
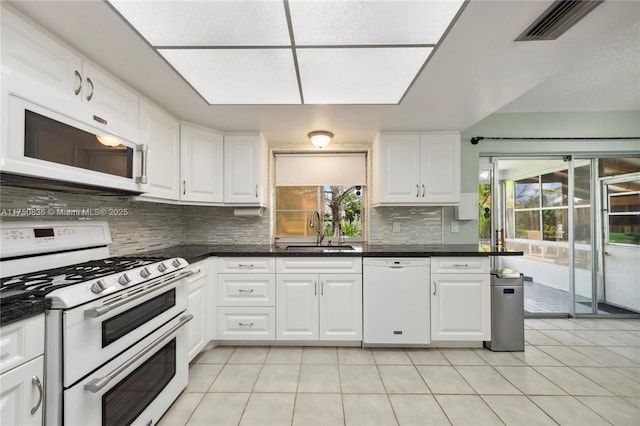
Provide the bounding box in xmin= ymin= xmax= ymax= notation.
xmin=96 ymin=135 xmax=122 ymax=147
xmin=308 ymin=131 xmax=333 ymax=149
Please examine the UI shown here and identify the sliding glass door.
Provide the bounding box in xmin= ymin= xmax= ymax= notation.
xmin=490 ymin=155 xmax=639 ymax=317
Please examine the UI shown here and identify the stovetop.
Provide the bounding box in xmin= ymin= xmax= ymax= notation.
xmin=0 ymin=257 xmax=165 ymax=297
xmin=1 ymin=255 xmax=189 ymax=309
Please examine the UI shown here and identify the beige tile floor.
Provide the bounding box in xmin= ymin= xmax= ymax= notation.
xmin=159 ymin=319 xmax=640 ymax=426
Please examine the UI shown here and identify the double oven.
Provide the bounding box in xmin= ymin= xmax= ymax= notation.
xmin=0 ymin=221 xmax=195 ymax=425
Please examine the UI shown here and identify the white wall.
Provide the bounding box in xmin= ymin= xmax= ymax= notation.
xmin=444 ymin=111 xmax=640 ymax=244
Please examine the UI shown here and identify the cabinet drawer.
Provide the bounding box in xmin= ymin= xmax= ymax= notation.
xmin=0 ymin=314 xmax=45 ymax=375
xmin=218 ymin=274 xmax=275 ymax=307
xmin=218 ymin=257 xmax=275 ymax=273
xmin=431 ymin=257 xmax=490 ymax=274
xmin=217 ymin=307 xmax=275 ymax=340
xmin=276 ymin=257 xmax=362 ymax=274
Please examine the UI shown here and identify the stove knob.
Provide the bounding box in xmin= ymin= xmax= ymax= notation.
xmin=157 ymin=262 xmax=169 ymax=273
xmin=172 ymin=259 xmax=182 ymax=268
xmin=118 ymin=273 xmax=132 ymax=285
xmin=140 ymin=267 xmax=152 ymax=278
xmin=91 ymin=279 xmax=108 ymax=294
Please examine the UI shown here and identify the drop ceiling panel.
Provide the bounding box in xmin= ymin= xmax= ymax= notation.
xmin=289 ymin=0 xmax=464 ymax=45
xmin=109 ymin=0 xmax=290 ymax=46
xmin=297 ymin=47 xmax=432 ymax=104
xmin=159 ymin=49 xmax=300 ymax=104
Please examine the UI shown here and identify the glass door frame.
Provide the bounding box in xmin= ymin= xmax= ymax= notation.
xmin=488 ymin=155 xmax=575 ymax=317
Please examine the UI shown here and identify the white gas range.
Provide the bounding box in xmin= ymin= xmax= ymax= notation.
xmin=0 ymin=221 xmax=195 ymax=426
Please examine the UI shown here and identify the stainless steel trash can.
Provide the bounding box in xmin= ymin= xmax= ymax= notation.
xmin=484 ymin=269 xmax=524 ymax=351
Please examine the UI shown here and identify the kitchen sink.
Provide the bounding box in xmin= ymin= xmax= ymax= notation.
xmin=284 ymin=245 xmax=357 ymax=252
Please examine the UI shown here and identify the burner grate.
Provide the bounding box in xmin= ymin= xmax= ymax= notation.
xmin=0 ymin=256 xmax=165 ymax=296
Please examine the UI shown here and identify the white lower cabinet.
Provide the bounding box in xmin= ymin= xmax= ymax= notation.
xmin=216 ymin=257 xmax=275 ymax=340
xmin=430 ymin=257 xmax=491 ymax=341
xmin=187 ymin=268 xmax=207 ymax=362
xmin=218 ymin=307 xmax=276 ymax=340
xmin=0 ymin=314 xmax=45 ymax=426
xmin=276 ymin=258 xmax=362 ymax=342
xmin=0 ymin=356 xmax=44 ymax=426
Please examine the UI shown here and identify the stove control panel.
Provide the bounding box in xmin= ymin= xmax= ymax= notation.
xmin=0 ymin=221 xmax=112 ymax=258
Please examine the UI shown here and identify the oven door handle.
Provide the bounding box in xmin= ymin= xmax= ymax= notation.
xmin=84 ymin=314 xmax=193 ymax=394
xmin=84 ymin=270 xmax=195 ymax=319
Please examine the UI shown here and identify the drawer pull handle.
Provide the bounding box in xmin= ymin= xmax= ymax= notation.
xmin=238 ymin=289 xmax=254 ymax=294
xmin=416 ymin=184 xmax=420 ymax=197
xmin=238 ymin=264 xmax=254 ymax=269
xmin=314 ymin=281 xmax=317 ymax=296
xmin=422 ymin=184 xmax=425 ymax=197
xmin=433 ymin=281 xmax=437 ymax=296
xmin=31 ymin=376 xmax=43 ymax=415
xmin=453 ymin=264 xmax=469 ymax=267
xmin=238 ymin=322 xmax=254 ymax=327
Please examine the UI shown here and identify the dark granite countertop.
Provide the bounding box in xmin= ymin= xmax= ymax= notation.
xmin=1 ymin=243 xmax=522 ymax=325
xmin=140 ymin=243 xmax=523 ymax=264
xmin=0 ymin=296 xmax=50 ymax=326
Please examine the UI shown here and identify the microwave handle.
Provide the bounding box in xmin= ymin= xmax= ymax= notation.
xmin=136 ymin=144 xmax=148 ymax=184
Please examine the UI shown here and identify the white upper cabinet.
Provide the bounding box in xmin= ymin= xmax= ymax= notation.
xmin=224 ymin=134 xmax=268 ymax=206
xmin=180 ymin=124 xmax=224 ymax=204
xmin=373 ymin=132 xmax=460 ymax=205
xmin=419 ymin=134 xmax=460 ymax=203
xmin=138 ymin=99 xmax=180 ymax=200
xmin=1 ymin=5 xmax=139 ymax=139
xmin=374 ymin=134 xmax=421 ymax=203
xmin=78 ymin=62 xmax=139 ymax=131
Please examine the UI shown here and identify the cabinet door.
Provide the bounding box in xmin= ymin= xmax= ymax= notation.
xmin=81 ymin=61 xmax=139 ymax=131
xmin=139 ymin=99 xmax=180 ymax=200
xmin=187 ymin=275 xmax=206 ymax=362
xmin=224 ymin=134 xmax=265 ymax=205
xmin=180 ymin=125 xmax=224 ymax=203
xmin=1 ymin=6 xmax=81 ymax=100
xmin=377 ymin=134 xmax=421 ymax=203
xmin=431 ymin=273 xmax=490 ymax=341
xmin=0 ymin=356 xmax=44 ymax=426
xmin=319 ymin=274 xmax=362 ymax=341
xmin=419 ymin=134 xmax=460 ymax=203
xmin=276 ymin=274 xmax=319 ymax=340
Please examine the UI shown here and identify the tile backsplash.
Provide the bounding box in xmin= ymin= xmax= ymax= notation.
xmin=1 ymin=186 xmax=442 ymax=256
xmin=369 ymin=205 xmax=443 ymax=244
xmin=0 ymin=186 xmax=185 ymax=256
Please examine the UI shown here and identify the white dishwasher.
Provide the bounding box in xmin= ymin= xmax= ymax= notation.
xmin=363 ymin=258 xmax=431 ymax=345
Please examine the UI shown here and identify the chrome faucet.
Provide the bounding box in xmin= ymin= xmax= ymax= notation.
xmin=309 ymin=211 xmax=325 ymax=246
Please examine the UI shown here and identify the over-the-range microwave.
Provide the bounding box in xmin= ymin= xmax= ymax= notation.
xmin=1 ymin=94 xmax=148 ymax=195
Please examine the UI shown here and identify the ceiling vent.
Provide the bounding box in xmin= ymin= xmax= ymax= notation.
xmin=515 ymin=0 xmax=604 ymax=41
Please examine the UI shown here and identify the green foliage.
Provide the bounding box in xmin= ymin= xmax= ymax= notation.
xmin=340 ymin=220 xmax=361 ymax=237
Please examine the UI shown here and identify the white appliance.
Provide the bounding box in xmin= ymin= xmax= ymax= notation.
xmin=2 ymin=94 xmax=148 ymax=195
xmin=363 ymin=258 xmax=431 ymax=345
xmin=0 ymin=221 xmax=193 ymax=426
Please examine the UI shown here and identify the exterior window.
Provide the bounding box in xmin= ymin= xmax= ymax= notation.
xmin=607 ymin=186 xmax=640 ymax=246
xmin=275 ymin=186 xmax=363 ymax=239
xmin=508 ymin=170 xmax=575 ymax=242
